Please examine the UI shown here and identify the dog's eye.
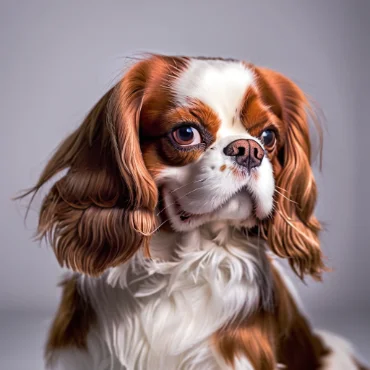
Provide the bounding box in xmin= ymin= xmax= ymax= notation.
xmin=260 ymin=129 xmax=276 ymax=149
xmin=172 ymin=126 xmax=202 ymax=146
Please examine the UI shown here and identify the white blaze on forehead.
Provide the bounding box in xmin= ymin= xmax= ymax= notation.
xmin=174 ymin=59 xmax=255 ymax=136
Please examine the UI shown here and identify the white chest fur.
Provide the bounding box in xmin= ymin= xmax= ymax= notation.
xmin=80 ymin=226 xmax=271 ymax=370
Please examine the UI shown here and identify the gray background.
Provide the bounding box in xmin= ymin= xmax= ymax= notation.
xmin=1 ymin=0 xmax=369 ymax=369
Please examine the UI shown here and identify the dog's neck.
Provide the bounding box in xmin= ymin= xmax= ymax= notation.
xmin=150 ymin=221 xmax=259 ymax=261
xmin=108 ymin=221 xmax=274 ymax=313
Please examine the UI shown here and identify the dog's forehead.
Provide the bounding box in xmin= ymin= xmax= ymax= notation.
xmin=174 ymin=58 xmax=255 ymax=136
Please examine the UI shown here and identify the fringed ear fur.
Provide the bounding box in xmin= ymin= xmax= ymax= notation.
xmin=255 ymin=67 xmax=326 ymax=280
xmin=17 ymin=60 xmax=158 ymax=276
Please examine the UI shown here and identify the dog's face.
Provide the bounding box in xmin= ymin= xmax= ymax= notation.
xmin=25 ymin=55 xmax=324 ymax=279
xmin=140 ymin=59 xmax=278 ymax=231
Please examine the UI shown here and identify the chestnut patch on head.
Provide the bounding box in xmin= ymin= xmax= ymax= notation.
xmin=240 ymin=88 xmax=271 ymax=129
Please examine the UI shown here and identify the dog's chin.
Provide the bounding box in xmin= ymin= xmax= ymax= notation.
xmin=162 ymin=187 xmax=261 ymax=232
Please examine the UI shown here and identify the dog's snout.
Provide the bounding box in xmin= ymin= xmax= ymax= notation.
xmin=223 ymin=139 xmax=264 ymax=171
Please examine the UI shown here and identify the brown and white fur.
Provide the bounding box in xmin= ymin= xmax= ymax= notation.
xmin=20 ymin=55 xmax=368 ymax=369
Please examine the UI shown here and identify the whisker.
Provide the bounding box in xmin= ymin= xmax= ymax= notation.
xmin=274 ymin=189 xmax=299 ymax=205
xmin=169 ymin=178 xmax=208 ymax=194
xmin=156 ymin=183 xmax=209 ymax=216
xmin=134 ymin=216 xmax=170 ymax=236
xmin=140 ymin=218 xmax=169 ymax=236
xmin=275 ymin=185 xmax=289 ymax=193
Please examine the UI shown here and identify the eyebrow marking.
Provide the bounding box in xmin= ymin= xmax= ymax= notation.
xmin=220 ymin=164 xmax=227 ymax=172
xmin=248 ymin=120 xmax=277 ymax=134
xmin=189 ymin=109 xmax=203 ymax=123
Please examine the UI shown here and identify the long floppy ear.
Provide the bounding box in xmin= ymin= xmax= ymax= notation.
xmin=18 ymin=60 xmax=158 ymax=276
xmin=255 ymin=67 xmax=325 ymax=280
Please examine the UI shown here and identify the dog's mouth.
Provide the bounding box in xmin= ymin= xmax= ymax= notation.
xmin=161 ymin=189 xmax=212 ymax=224
xmin=161 ymin=186 xmax=258 ymax=230
xmin=175 ymin=199 xmax=206 ymax=222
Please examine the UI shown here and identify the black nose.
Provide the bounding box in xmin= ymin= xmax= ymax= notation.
xmin=223 ymin=139 xmax=264 ymax=171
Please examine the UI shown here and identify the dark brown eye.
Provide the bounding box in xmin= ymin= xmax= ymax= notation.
xmin=172 ymin=126 xmax=202 ymax=146
xmin=261 ymin=130 xmax=276 ymax=149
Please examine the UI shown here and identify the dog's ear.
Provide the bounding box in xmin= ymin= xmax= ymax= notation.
xmin=255 ymin=67 xmax=325 ymax=280
xmin=19 ymin=60 xmax=158 ymax=276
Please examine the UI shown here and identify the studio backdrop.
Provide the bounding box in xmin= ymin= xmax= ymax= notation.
xmin=0 ymin=1 xmax=369 ymax=369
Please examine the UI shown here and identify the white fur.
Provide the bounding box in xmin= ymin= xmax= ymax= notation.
xmin=49 ymin=228 xmax=265 ymax=370
xmin=317 ymin=330 xmax=360 ymax=370
xmin=233 ymin=356 xmax=255 ymax=370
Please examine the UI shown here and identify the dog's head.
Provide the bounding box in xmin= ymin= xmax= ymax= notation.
xmin=23 ymin=55 xmax=324 ymax=279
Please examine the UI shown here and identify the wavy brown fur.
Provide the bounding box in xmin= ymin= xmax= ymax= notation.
xmin=17 ymin=60 xmax=158 ymax=276
xmin=254 ymin=67 xmax=326 ymax=280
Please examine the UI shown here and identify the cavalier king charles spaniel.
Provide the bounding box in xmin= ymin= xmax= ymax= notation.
xmin=21 ymin=55 xmax=367 ymax=369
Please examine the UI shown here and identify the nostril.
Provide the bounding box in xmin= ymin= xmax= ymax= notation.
xmin=238 ymin=147 xmax=245 ymax=156
xmin=224 ymin=139 xmax=264 ymax=170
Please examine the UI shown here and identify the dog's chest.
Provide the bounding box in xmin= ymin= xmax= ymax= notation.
xmin=87 ymin=230 xmax=268 ymax=369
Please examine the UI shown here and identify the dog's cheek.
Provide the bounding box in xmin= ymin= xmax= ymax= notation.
xmin=141 ymin=142 xmax=169 ymax=180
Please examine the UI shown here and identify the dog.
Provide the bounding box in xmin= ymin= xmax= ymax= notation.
xmin=20 ymin=54 xmax=368 ymax=369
